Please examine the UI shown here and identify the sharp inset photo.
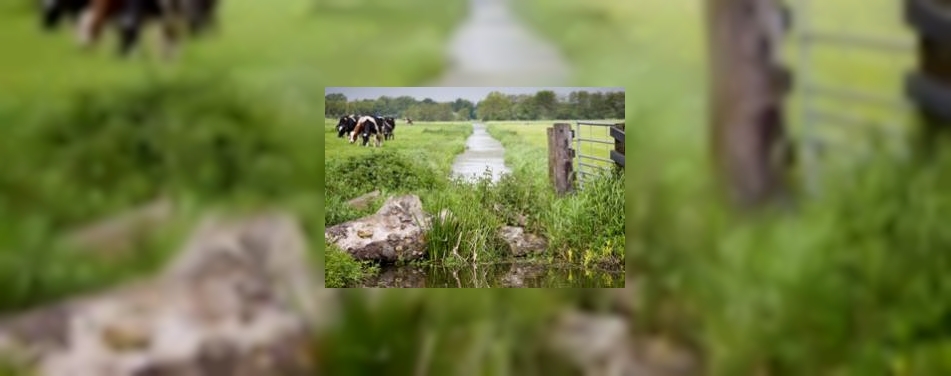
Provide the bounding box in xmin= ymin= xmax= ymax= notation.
xmin=324 ymin=87 xmax=625 ymax=288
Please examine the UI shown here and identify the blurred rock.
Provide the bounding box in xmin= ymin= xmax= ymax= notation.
xmin=346 ymin=190 xmax=380 ymax=210
xmin=550 ymin=310 xmax=700 ymax=376
xmin=63 ymin=198 xmax=174 ymax=257
xmin=497 ymin=226 xmax=547 ymax=256
xmin=0 ymin=212 xmax=324 ymax=376
xmin=325 ymin=195 xmax=430 ymax=262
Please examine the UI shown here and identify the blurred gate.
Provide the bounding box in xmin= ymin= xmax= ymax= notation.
xmin=792 ymin=0 xmax=917 ymax=192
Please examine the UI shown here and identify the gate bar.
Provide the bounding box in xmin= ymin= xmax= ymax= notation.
xmin=797 ymin=0 xmax=819 ymax=195
xmin=799 ymin=31 xmax=915 ymax=52
xmin=805 ymin=108 xmax=905 ymax=131
xmin=802 ymin=84 xmax=912 ymax=111
xmin=576 ymin=122 xmax=618 ymax=127
xmin=579 ymin=162 xmax=611 ymax=171
xmin=578 ymin=154 xmax=615 ymax=164
xmin=576 ymin=137 xmax=615 ymax=145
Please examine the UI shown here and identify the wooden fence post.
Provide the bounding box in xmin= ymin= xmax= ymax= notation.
xmin=706 ymin=0 xmax=793 ymax=208
xmin=905 ymin=0 xmax=951 ymax=155
xmin=548 ymin=123 xmax=575 ymax=195
xmin=611 ymin=123 xmax=626 ymax=168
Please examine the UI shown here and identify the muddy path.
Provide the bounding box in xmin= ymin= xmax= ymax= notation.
xmin=434 ymin=0 xmax=571 ymax=85
xmin=451 ymin=123 xmax=510 ymax=182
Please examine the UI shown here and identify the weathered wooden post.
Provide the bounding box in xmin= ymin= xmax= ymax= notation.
xmin=706 ymin=0 xmax=794 ymax=208
xmin=548 ymin=123 xmax=575 ymax=195
xmin=905 ymin=0 xmax=951 ymax=154
xmin=611 ymin=123 xmax=626 ymax=169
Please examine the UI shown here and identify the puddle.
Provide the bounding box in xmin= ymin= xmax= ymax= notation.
xmin=434 ymin=0 xmax=570 ymax=85
xmin=361 ymin=262 xmax=625 ymax=288
xmin=451 ymin=123 xmax=510 ymax=182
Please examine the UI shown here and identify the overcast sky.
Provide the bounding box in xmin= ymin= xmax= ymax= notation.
xmin=325 ymin=87 xmax=624 ymax=102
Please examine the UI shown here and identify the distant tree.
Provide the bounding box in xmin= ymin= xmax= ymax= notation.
xmin=325 ymin=93 xmax=347 ymax=118
xmin=451 ymin=98 xmax=475 ymax=120
xmin=476 ymin=91 xmax=512 ymax=121
xmin=607 ymin=91 xmax=625 ymax=119
xmin=533 ymin=90 xmax=557 ymax=120
xmin=509 ymin=95 xmax=537 ymax=120
xmin=393 ymin=96 xmax=417 ymax=115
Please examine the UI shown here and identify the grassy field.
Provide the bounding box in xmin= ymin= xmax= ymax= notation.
xmin=511 ymin=0 xmax=951 ymax=374
xmin=323 ymin=118 xmax=625 ymax=287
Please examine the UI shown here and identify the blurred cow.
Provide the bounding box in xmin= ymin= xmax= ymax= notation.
xmin=40 ymin=0 xmax=219 ymax=58
xmin=40 ymin=0 xmax=89 ymax=30
xmin=183 ymin=0 xmax=218 ymax=36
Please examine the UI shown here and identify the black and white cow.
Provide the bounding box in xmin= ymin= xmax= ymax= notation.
xmin=379 ymin=116 xmax=396 ymax=140
xmin=350 ymin=116 xmax=383 ymax=147
xmin=336 ymin=115 xmax=357 ymax=138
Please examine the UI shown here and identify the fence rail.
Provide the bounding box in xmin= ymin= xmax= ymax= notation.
xmin=798 ymin=31 xmax=914 ymax=52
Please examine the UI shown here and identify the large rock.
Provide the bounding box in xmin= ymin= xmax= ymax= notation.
xmin=0 ymin=212 xmax=326 ymax=376
xmin=325 ymin=195 xmax=431 ymax=262
xmin=497 ymin=226 xmax=547 ymax=257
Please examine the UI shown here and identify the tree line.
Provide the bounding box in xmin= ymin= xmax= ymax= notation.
xmin=325 ymin=90 xmax=624 ymax=121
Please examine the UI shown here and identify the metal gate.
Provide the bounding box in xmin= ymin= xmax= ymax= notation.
xmin=792 ymin=0 xmax=916 ymax=192
xmin=572 ymin=121 xmax=624 ymax=188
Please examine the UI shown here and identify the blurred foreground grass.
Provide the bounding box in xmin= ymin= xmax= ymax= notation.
xmin=0 ymin=0 xmax=465 ymax=311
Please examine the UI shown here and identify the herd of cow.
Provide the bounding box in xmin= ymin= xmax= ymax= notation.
xmin=335 ymin=115 xmax=397 ymax=148
xmin=39 ymin=0 xmax=219 ymax=58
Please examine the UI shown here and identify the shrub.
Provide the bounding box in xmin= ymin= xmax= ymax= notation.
xmin=325 ymin=244 xmax=378 ymax=288
xmin=325 ymin=150 xmax=441 ymax=200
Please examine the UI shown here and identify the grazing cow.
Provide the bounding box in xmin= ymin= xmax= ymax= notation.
xmin=336 ymin=115 xmax=357 ymax=138
xmin=47 ymin=0 xmax=218 ymax=58
xmin=40 ymin=0 xmax=89 ymax=31
xmin=380 ymin=116 xmax=396 ymax=140
xmin=405 ymin=117 xmax=414 ymax=125
xmin=350 ymin=116 xmax=382 ymax=147
xmin=183 ymin=0 xmax=218 ymax=36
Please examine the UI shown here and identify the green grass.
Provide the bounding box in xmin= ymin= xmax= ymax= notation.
xmin=0 ymin=0 xmax=466 ymax=313
xmin=325 ymin=242 xmax=379 ymax=288
xmin=486 ymin=122 xmax=625 ymax=265
xmin=324 ymin=119 xmax=625 ymax=282
xmin=513 ymin=0 xmax=951 ymax=374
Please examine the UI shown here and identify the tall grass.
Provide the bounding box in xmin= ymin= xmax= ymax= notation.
xmin=425 ymin=173 xmax=511 ymax=264
xmin=325 ymin=242 xmax=379 ymax=288
xmin=544 ymin=170 xmax=625 ymax=267
xmin=486 ymin=123 xmax=626 ymax=266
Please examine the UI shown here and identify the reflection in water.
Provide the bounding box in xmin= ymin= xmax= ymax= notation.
xmin=451 ymin=123 xmax=511 ymax=183
xmin=362 ymin=262 xmax=624 ymax=288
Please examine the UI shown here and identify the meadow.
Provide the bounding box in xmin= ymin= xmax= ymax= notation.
xmin=323 ymin=119 xmax=625 ymax=288
xmin=516 ymin=0 xmax=951 ymax=374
